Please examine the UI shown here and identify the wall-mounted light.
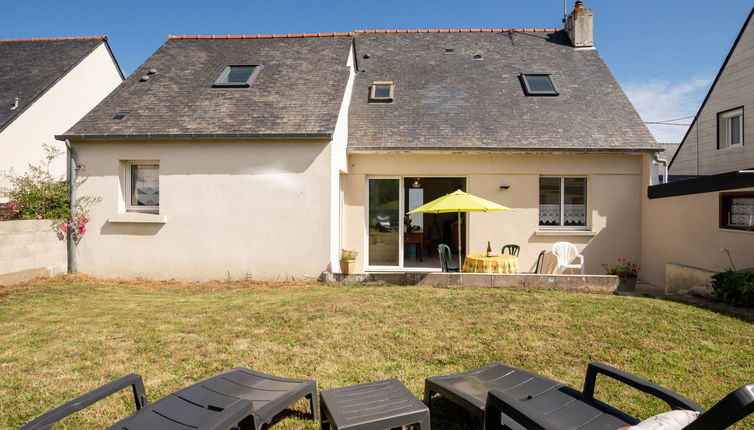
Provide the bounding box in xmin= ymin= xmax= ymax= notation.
xmin=411 ymin=178 xmax=422 ymax=188
xmin=499 ymin=184 xmax=510 ymax=190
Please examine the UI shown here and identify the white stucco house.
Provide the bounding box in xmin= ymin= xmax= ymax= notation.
xmin=0 ymin=37 xmax=123 ymax=191
xmin=59 ymin=3 xmax=667 ymax=281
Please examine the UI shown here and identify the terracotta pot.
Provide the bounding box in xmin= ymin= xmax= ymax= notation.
xmin=340 ymin=259 xmax=356 ymax=275
xmin=617 ymin=277 xmax=637 ymax=291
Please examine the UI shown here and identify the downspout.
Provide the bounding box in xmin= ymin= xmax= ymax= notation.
xmin=653 ymin=153 xmax=668 ymax=184
xmin=64 ymin=139 xmax=77 ymax=274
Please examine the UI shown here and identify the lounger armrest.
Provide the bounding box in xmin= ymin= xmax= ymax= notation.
xmin=20 ymin=374 xmax=147 ymax=430
xmin=485 ymin=389 xmax=559 ymax=430
xmin=584 ymin=362 xmax=702 ymax=412
xmin=197 ymin=399 xmax=255 ymax=430
xmin=681 ymin=383 xmax=754 ymax=430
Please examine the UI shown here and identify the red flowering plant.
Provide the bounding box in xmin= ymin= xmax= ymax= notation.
xmin=0 ymin=201 xmax=21 ymax=220
xmin=1 ymin=144 xmax=99 ymax=242
xmin=602 ymin=258 xmax=639 ymax=279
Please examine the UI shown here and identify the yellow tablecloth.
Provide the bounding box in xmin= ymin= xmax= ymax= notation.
xmin=462 ymin=253 xmax=519 ymax=273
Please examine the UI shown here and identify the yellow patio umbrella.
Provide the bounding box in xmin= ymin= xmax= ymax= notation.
xmin=407 ymin=189 xmax=513 ymax=268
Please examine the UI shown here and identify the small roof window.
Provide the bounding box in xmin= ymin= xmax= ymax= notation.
xmin=520 ymin=74 xmax=558 ymax=96
xmin=110 ymin=112 xmax=128 ymax=123
xmin=213 ymin=65 xmax=260 ymax=88
xmin=369 ymin=81 xmax=394 ymax=103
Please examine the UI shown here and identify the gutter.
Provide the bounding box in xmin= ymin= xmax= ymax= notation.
xmin=55 ymin=132 xmax=333 ymax=141
xmin=653 ymin=152 xmax=669 ymax=184
xmin=346 ymin=146 xmax=664 ymax=154
xmin=64 ymin=139 xmax=77 ymax=274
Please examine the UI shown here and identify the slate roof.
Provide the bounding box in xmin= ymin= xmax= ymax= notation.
xmin=0 ymin=37 xmax=112 ymax=133
xmin=348 ymin=30 xmax=658 ymax=151
xmin=62 ymin=35 xmax=353 ymax=139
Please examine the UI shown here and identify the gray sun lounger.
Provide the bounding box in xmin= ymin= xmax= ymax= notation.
xmin=21 ymin=367 xmax=318 ymax=430
xmin=426 ymin=361 xmax=754 ymax=430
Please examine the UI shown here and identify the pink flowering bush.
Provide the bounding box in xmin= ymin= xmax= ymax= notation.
xmin=1 ymin=144 xmax=99 ymax=242
xmin=54 ymin=215 xmax=89 ymax=244
xmin=0 ymin=202 xmax=21 ymax=220
xmin=602 ymin=258 xmax=639 ymax=279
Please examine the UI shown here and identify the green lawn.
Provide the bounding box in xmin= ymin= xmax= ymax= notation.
xmin=1 ymin=276 xmax=753 ymax=429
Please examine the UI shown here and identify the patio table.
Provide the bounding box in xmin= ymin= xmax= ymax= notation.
xmin=462 ymin=253 xmax=518 ymax=273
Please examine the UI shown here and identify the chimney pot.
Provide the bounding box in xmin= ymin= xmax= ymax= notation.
xmin=575 ymin=1 xmax=583 ymax=9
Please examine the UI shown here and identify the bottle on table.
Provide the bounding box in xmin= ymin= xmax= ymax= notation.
xmin=486 ymin=241 xmax=492 ymax=257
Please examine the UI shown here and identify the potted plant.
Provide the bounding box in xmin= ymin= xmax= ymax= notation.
xmin=340 ymin=249 xmax=358 ymax=275
xmin=602 ymin=258 xmax=639 ymax=291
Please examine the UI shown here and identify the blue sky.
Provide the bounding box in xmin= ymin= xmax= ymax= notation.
xmin=3 ymin=0 xmax=752 ymax=142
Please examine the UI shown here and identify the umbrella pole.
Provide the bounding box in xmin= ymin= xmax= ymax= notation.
xmin=457 ymin=211 xmax=462 ymax=269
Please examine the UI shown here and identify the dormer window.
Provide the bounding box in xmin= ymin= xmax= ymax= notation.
xmin=520 ymin=74 xmax=559 ymax=96
xmin=213 ymin=65 xmax=260 ymax=88
xmin=369 ymin=81 xmax=394 ymax=103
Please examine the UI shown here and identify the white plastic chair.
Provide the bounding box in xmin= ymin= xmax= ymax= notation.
xmin=552 ymin=242 xmax=585 ymax=274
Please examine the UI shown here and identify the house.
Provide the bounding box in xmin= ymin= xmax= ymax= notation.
xmin=641 ymin=7 xmax=754 ymax=293
xmin=60 ymin=2 xmax=661 ymax=281
xmin=670 ymin=8 xmax=754 ymax=177
xmin=0 ymin=37 xmax=123 ymax=186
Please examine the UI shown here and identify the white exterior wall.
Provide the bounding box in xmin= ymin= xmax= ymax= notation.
xmin=74 ymin=139 xmax=334 ymax=281
xmin=329 ymin=45 xmax=355 ymax=270
xmin=0 ymin=43 xmax=122 ymax=178
xmin=342 ymin=152 xmax=644 ymax=275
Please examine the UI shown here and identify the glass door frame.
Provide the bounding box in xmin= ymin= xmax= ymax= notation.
xmin=364 ymin=175 xmax=469 ymax=272
xmin=365 ymin=176 xmax=404 ymax=272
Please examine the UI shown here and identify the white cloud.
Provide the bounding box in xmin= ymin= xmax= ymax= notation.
xmin=622 ymin=76 xmax=712 ymax=143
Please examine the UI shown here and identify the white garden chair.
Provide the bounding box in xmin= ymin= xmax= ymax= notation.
xmin=552 ymin=242 xmax=585 ymax=274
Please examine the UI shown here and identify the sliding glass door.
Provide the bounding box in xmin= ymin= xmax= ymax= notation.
xmin=367 ymin=178 xmax=401 ymax=268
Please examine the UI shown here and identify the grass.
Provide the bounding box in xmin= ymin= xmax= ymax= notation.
xmin=0 ymin=276 xmax=753 ymax=429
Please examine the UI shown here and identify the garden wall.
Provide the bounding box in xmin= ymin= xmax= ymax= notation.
xmin=0 ymin=220 xmax=66 ymax=285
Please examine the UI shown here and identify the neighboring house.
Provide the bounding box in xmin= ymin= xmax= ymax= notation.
xmin=642 ymin=7 xmax=754 ymax=292
xmin=0 ymin=37 xmax=123 ymax=188
xmin=670 ymin=8 xmax=754 ymax=176
xmin=60 ymin=3 xmax=661 ymax=280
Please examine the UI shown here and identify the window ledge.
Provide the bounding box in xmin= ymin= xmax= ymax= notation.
xmin=718 ymin=228 xmax=754 ymax=235
xmin=535 ymin=230 xmax=596 ymax=237
xmin=108 ymin=213 xmax=167 ymax=224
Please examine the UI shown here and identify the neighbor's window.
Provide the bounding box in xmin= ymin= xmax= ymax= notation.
xmin=718 ymin=107 xmax=744 ymax=149
xmin=126 ymin=162 xmax=159 ymax=213
xmin=520 ymin=74 xmax=558 ymax=96
xmin=720 ymin=192 xmax=754 ymax=231
xmin=539 ymin=177 xmax=587 ymax=228
xmin=213 ymin=65 xmax=259 ymax=87
xmin=369 ymin=81 xmax=394 ymax=102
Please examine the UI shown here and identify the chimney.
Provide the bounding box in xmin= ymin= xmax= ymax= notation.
xmin=565 ymin=1 xmax=594 ymax=48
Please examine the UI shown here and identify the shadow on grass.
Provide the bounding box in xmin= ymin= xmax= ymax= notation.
xmin=659 ymin=295 xmax=754 ymax=324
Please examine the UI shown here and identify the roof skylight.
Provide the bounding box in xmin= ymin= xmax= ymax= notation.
xmin=369 ymin=81 xmax=394 ymax=103
xmin=520 ymin=74 xmax=558 ymax=96
xmin=213 ymin=65 xmax=260 ymax=88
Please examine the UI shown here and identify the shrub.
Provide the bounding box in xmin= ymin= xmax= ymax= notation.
xmin=0 ymin=144 xmax=99 ymax=242
xmin=711 ymin=270 xmax=754 ymax=307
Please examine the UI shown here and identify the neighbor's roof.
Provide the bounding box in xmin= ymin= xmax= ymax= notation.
xmin=61 ymin=34 xmax=353 ymax=139
xmin=349 ymin=29 xmax=658 ymax=151
xmin=0 ymin=37 xmax=117 ymax=133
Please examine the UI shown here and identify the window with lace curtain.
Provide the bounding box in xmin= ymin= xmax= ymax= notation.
xmin=720 ymin=192 xmax=754 ymax=231
xmin=125 ymin=162 xmax=159 ymax=213
xmin=539 ymin=177 xmax=587 ymax=228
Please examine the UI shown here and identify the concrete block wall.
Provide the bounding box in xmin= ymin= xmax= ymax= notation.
xmin=0 ymin=220 xmax=66 ymax=285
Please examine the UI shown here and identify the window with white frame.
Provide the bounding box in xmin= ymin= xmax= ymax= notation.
xmin=718 ymin=107 xmax=744 ymax=149
xmin=125 ymin=162 xmax=159 ymax=213
xmin=539 ymin=177 xmax=587 ymax=228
